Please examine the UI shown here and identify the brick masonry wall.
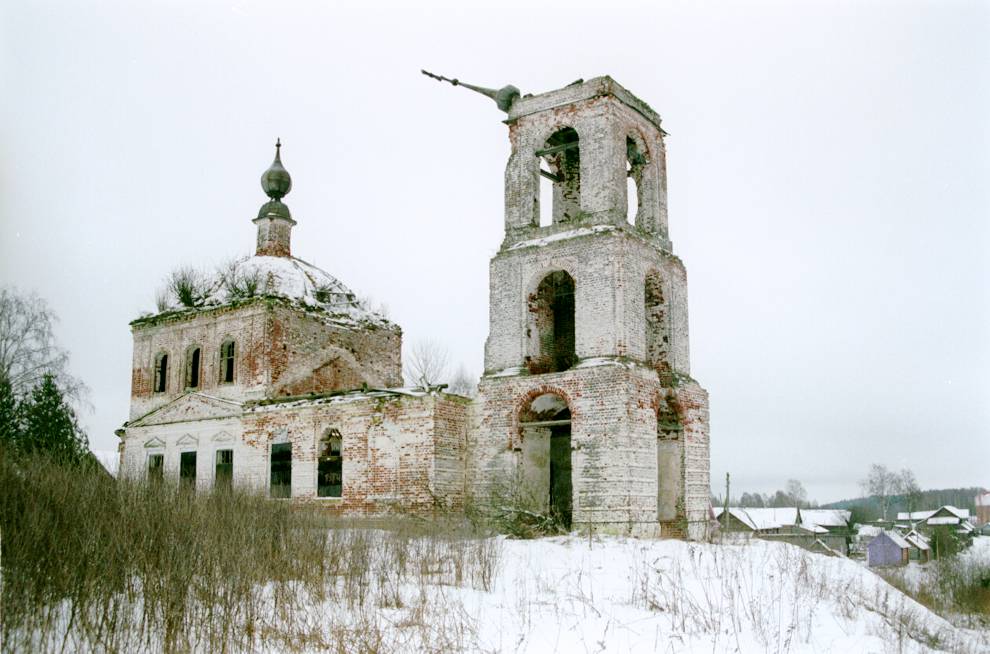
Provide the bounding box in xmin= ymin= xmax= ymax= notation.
xmin=122 ymin=392 xmax=467 ymax=516
xmin=267 ymin=304 xmax=402 ymax=396
xmin=471 ymin=362 xmax=710 ymax=538
xmin=484 ymin=230 xmax=690 ymax=376
xmin=129 ymin=298 xmax=402 ymax=420
xmin=129 ymin=303 xmax=272 ymax=420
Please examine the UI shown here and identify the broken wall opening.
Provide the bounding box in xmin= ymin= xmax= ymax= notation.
xmin=519 ymin=392 xmax=572 ymax=529
xmin=644 ymin=270 xmax=669 ymax=374
xmin=535 ymin=127 xmax=580 ymax=227
xmin=627 ymin=136 xmax=645 ymax=226
xmin=528 ymin=270 xmax=576 ymax=374
xmin=657 ymin=394 xmax=683 ymax=522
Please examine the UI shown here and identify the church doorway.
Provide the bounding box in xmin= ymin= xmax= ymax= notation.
xmin=519 ymin=392 xmax=572 ymax=529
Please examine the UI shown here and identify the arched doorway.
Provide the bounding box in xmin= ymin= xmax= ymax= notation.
xmin=519 ymin=391 xmax=572 ymax=528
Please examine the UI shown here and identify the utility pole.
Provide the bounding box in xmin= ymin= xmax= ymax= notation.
xmin=723 ymin=473 xmax=731 ymax=532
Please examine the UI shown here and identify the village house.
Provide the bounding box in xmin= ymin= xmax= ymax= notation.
xmin=867 ymin=531 xmax=910 ymax=568
xmin=713 ymin=507 xmax=850 ymax=554
xmin=896 ymin=505 xmax=976 ymax=541
xmin=116 ymin=77 xmax=713 ymax=539
xmin=903 ymin=529 xmax=931 ymax=563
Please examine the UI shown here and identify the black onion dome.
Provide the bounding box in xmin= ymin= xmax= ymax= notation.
xmin=260 ymin=139 xmax=292 ymax=200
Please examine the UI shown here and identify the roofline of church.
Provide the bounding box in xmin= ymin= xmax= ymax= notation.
xmin=507 ymin=76 xmax=666 ymax=134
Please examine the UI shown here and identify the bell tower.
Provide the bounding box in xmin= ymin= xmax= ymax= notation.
xmin=429 ymin=74 xmax=710 ymax=539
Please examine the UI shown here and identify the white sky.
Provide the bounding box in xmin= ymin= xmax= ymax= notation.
xmin=1 ymin=0 xmax=987 ymax=503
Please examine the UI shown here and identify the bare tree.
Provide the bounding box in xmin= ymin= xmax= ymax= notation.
xmin=900 ymin=468 xmax=923 ymax=513
xmin=447 ymin=364 xmax=477 ymax=397
xmin=403 ymin=339 xmax=450 ymax=389
xmin=860 ymin=463 xmax=903 ymax=521
xmin=785 ymin=479 xmax=808 ymax=508
xmin=0 ymin=287 xmax=86 ymax=402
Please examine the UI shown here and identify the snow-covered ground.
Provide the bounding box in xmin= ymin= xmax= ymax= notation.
xmin=432 ymin=536 xmax=986 ymax=653
xmin=30 ymin=535 xmax=990 ymax=653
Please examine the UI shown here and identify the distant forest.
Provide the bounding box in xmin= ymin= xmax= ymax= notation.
xmin=822 ymin=487 xmax=985 ymax=522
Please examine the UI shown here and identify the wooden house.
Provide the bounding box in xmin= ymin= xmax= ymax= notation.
xmin=867 ymin=531 xmax=910 ymax=567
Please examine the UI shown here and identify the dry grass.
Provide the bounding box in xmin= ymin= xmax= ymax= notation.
xmin=0 ymin=450 xmax=502 ymax=653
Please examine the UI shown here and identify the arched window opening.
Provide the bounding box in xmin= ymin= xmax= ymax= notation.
xmin=527 ymin=271 xmax=576 ymax=374
xmin=154 ymin=352 xmax=169 ymax=393
xmin=519 ymin=392 xmax=572 ymax=529
xmin=627 ymin=137 xmax=646 ymax=227
xmin=186 ymin=346 xmax=201 ymax=389
xmin=219 ymin=339 xmax=236 ymax=384
xmin=535 ymin=127 xmax=580 ymax=227
xmin=538 ymin=169 xmax=554 ymax=227
xmin=317 ymin=428 xmax=343 ymax=498
xmin=644 ymin=271 xmax=669 ymax=374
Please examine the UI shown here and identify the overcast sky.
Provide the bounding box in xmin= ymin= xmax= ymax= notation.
xmin=1 ymin=0 xmax=987 ymax=503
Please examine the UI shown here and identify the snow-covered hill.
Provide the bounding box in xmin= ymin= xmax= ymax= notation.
xmin=441 ymin=537 xmax=986 ymax=653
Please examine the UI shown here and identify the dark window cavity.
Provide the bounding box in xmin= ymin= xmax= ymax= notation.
xmin=317 ymin=428 xmax=343 ymax=498
xmin=179 ymin=451 xmax=197 ymax=486
xmin=270 ymin=442 xmax=291 ymax=498
xmin=154 ymin=353 xmax=169 ymax=393
xmin=527 ymin=271 xmax=576 ymax=374
xmin=147 ymin=453 xmax=164 ymax=481
xmin=215 ymin=449 xmax=233 ymax=489
xmin=535 ymin=127 xmax=581 ymax=227
xmin=186 ymin=347 xmax=201 ymax=389
xmin=220 ymin=339 xmax=236 ymax=384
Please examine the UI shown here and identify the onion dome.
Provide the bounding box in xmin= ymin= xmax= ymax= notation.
xmin=260 ymin=139 xmax=292 ymax=200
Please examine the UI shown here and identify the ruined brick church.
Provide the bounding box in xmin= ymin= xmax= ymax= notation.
xmin=118 ymin=76 xmax=711 ymax=539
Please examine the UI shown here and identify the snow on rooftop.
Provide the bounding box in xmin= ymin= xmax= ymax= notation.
xmin=245 ymin=387 xmax=437 ymax=413
xmin=506 ymin=224 xmax=617 ymax=251
xmin=928 ymin=516 xmax=961 ymax=526
xmin=883 ymin=530 xmax=912 ymax=549
xmin=714 ymin=507 xmax=800 ymax=531
xmin=801 ymin=509 xmax=851 ymax=528
xmin=148 ymin=255 xmax=390 ymax=327
xmin=904 ymin=531 xmax=930 ymax=550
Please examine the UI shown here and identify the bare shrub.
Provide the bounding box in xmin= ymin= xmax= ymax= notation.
xmin=403 ymin=339 xmax=450 ymax=389
xmin=155 ymin=266 xmax=213 ymax=310
xmin=0 ymin=450 xmax=506 ymax=652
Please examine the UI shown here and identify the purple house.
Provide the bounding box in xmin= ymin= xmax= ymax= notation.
xmin=867 ymin=531 xmax=910 ymax=567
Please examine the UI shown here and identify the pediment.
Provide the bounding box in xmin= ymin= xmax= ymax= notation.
xmin=212 ymin=431 xmax=234 ymax=443
xmin=144 ymin=437 xmax=166 ymax=449
xmin=176 ymin=433 xmax=199 ymax=447
xmin=130 ymin=393 xmax=243 ymax=427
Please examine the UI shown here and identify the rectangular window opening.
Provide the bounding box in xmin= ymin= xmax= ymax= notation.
xmin=148 ymin=453 xmax=164 ymax=481
xmin=215 ymin=449 xmax=233 ymax=490
xmin=179 ymin=451 xmax=197 ymax=487
xmin=270 ymin=442 xmax=291 ymax=498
